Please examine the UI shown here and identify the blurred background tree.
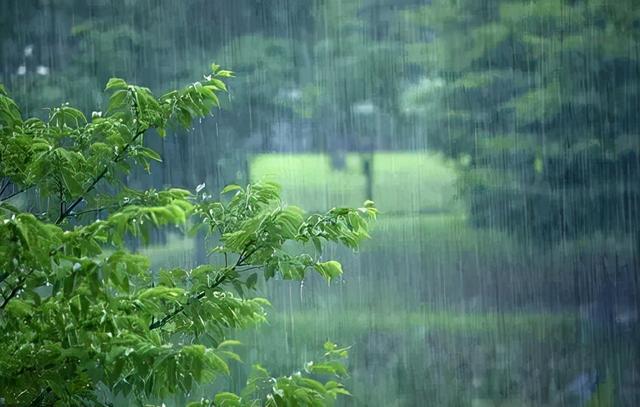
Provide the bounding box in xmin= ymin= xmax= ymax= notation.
xmin=400 ymin=0 xmax=640 ymax=243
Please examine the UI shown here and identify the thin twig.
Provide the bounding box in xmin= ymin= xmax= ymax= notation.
xmin=149 ymin=244 xmax=260 ymax=331
xmin=236 ymin=265 xmax=263 ymax=272
xmin=236 ymin=244 xmax=259 ymax=267
xmin=67 ymin=206 xmax=111 ymax=217
xmin=28 ymin=387 xmax=52 ymax=407
xmin=1 ymin=185 xmax=34 ymax=202
xmin=149 ymin=272 xmax=226 ymax=330
xmin=55 ymin=128 xmax=145 ymax=225
xmin=0 ymin=179 xmax=10 ymax=197
xmin=0 ymin=272 xmax=30 ymax=310
xmin=58 ymin=185 xmax=65 ymax=224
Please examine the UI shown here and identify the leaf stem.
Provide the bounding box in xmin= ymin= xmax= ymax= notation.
xmin=55 ymin=128 xmax=145 ymax=225
xmin=149 ymin=243 xmax=259 ymax=330
xmin=148 ymin=273 xmax=226 ymax=330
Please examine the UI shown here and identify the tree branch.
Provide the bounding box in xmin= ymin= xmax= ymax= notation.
xmin=0 ymin=185 xmax=34 ymax=202
xmin=55 ymin=128 xmax=145 ymax=225
xmin=0 ymin=179 xmax=10 ymax=197
xmin=66 ymin=205 xmax=117 ymax=218
xmin=236 ymin=244 xmax=259 ymax=267
xmin=0 ymin=272 xmax=30 ymax=310
xmin=148 ymin=272 xmax=226 ymax=330
xmin=58 ymin=184 xmax=65 ymax=224
xmin=236 ymin=265 xmax=263 ymax=272
xmin=28 ymin=387 xmax=52 ymax=407
xmin=149 ymin=244 xmax=260 ymax=330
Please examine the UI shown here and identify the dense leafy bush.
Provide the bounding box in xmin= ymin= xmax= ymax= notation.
xmin=0 ymin=65 xmax=376 ymax=405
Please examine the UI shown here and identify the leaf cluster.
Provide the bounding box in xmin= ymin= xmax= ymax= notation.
xmin=0 ymin=66 xmax=375 ymax=405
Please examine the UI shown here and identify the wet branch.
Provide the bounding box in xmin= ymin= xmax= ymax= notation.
xmin=0 ymin=179 xmax=10 ymax=197
xmin=28 ymin=387 xmax=52 ymax=407
xmin=55 ymin=128 xmax=145 ymax=225
xmin=66 ymin=206 xmax=110 ymax=217
xmin=0 ymin=270 xmax=33 ymax=310
xmin=0 ymin=185 xmax=34 ymax=202
xmin=149 ymin=244 xmax=260 ymax=330
xmin=148 ymin=273 xmax=227 ymax=330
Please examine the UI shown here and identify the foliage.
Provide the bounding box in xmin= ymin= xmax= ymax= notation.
xmin=401 ymin=0 xmax=640 ymax=239
xmin=249 ymin=152 xmax=456 ymax=213
xmin=0 ymin=66 xmax=376 ymax=405
xmin=191 ymin=342 xmax=352 ymax=407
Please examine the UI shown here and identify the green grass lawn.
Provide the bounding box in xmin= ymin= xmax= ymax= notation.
xmin=258 ymin=309 xmax=576 ymax=342
xmin=250 ymin=152 xmax=459 ymax=213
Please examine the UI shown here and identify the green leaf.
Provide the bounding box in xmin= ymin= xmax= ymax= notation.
xmin=216 ymin=70 xmax=234 ymax=78
xmin=138 ymin=286 xmax=184 ymax=301
xmin=138 ymin=146 xmax=162 ymax=162
xmin=214 ymin=392 xmax=241 ymax=406
xmin=314 ymin=261 xmax=343 ymax=282
xmin=221 ymin=184 xmax=242 ymax=194
xmin=61 ymin=167 xmax=84 ymax=196
xmin=217 ymin=340 xmax=242 ymax=349
xmin=107 ymin=89 xmax=129 ymax=113
xmin=246 ymin=273 xmax=258 ymax=289
xmin=105 ymin=77 xmax=128 ymax=91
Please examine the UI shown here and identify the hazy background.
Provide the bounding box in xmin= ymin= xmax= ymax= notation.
xmin=2 ymin=1 xmax=639 ymax=405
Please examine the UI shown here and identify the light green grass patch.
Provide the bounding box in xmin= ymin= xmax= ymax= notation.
xmin=249 ymin=152 xmax=458 ymax=213
xmin=261 ymin=309 xmax=576 ymax=342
